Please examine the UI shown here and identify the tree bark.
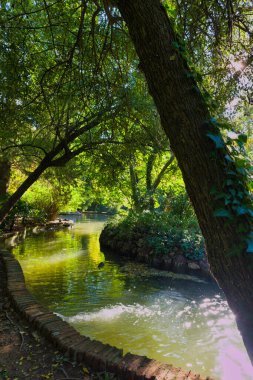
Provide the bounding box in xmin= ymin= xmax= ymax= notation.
xmin=0 ymin=159 xmax=11 ymax=198
xmin=145 ymin=153 xmax=156 ymax=211
xmin=129 ymin=163 xmax=141 ymax=211
xmin=0 ymin=157 xmax=51 ymax=224
xmin=117 ymin=0 xmax=253 ymax=363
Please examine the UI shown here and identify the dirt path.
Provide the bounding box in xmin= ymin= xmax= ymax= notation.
xmin=0 ymin=259 xmax=113 ymax=380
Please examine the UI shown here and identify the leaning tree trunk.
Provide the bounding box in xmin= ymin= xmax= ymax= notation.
xmin=0 ymin=159 xmax=11 ymax=198
xmin=117 ymin=0 xmax=253 ymax=362
xmin=0 ymin=157 xmax=51 ymax=224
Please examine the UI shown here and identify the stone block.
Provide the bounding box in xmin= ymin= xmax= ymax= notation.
xmin=67 ymin=336 xmax=92 ymax=362
xmin=149 ymin=363 xmax=175 ymax=380
xmin=172 ymin=255 xmax=188 ymax=274
xmin=25 ymin=307 xmax=47 ymax=322
xmin=57 ymin=331 xmax=84 ymax=352
xmin=137 ymin=359 xmax=162 ymax=379
xmin=188 ymin=262 xmax=200 ymax=270
xmin=106 ymin=349 xmax=124 ymax=373
xmin=43 ymin=320 xmax=75 ymax=339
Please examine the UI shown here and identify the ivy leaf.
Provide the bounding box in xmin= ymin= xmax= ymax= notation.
xmin=235 ymin=158 xmax=246 ymax=168
xmin=172 ymin=41 xmax=180 ymax=49
xmin=210 ymin=185 xmax=217 ymax=195
xmin=247 ymin=243 xmax=253 ymax=254
xmin=207 ymin=133 xmax=225 ymax=149
xmin=226 ymin=179 xmax=234 ymax=186
xmin=247 ymin=209 xmax=253 ymax=217
xmin=236 ymin=167 xmax=247 ymax=175
xmin=237 ymin=191 xmax=244 ymax=199
xmin=214 ymin=192 xmax=229 ymax=200
xmin=229 ymin=189 xmax=237 ymax=198
xmin=210 ymin=117 xmax=218 ymax=124
xmin=214 ymin=209 xmax=232 ymax=218
xmin=225 ymin=198 xmax=231 ymax=206
xmin=236 ymin=206 xmax=248 ymax=216
xmin=246 ymin=232 xmax=253 ymax=253
xmin=186 ymin=72 xmax=194 ymax=78
xmin=225 ymin=155 xmax=233 ymax=162
xmin=238 ymin=134 xmax=248 ymax=143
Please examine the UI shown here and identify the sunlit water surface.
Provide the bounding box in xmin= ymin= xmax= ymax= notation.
xmin=12 ymin=215 xmax=253 ymax=380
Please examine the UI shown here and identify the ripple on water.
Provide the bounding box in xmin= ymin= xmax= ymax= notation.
xmin=13 ymin=216 xmax=253 ymax=380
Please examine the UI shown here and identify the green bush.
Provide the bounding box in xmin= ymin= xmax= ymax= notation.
xmin=106 ymin=211 xmax=204 ymax=260
xmin=0 ymin=195 xmax=47 ymax=231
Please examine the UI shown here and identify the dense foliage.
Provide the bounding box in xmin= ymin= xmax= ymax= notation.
xmin=0 ymin=0 xmax=252 ymax=224
xmin=107 ymin=200 xmax=204 ymax=261
xmin=0 ymin=0 xmax=253 ymax=367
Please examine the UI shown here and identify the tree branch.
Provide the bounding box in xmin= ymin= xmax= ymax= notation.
xmin=151 ymin=155 xmax=175 ymax=192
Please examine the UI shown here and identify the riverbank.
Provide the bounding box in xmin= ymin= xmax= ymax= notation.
xmin=1 ymin=249 xmax=212 ymax=380
xmin=0 ymin=218 xmax=74 ymax=250
xmin=0 ymin=258 xmax=97 ymax=380
xmin=99 ymin=215 xmax=211 ymax=280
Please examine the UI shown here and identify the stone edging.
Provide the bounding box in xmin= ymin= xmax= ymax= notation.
xmin=99 ymin=228 xmax=211 ymax=281
xmin=0 ymin=249 xmax=214 ymax=380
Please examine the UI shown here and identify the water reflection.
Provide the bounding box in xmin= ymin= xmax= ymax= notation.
xmin=12 ymin=214 xmax=253 ymax=379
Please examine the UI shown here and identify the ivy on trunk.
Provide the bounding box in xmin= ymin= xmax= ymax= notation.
xmin=117 ymin=0 xmax=253 ymax=363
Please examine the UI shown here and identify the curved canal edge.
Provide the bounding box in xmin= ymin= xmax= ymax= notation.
xmin=100 ymin=227 xmax=211 ymax=281
xmin=0 ymin=249 xmax=215 ymax=380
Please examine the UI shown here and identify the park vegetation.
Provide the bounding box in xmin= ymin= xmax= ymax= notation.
xmin=0 ymin=0 xmax=252 ymax=364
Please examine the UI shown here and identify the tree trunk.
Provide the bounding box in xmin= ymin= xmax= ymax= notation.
xmin=0 ymin=113 xmax=106 ymax=225
xmin=129 ymin=163 xmax=141 ymax=211
xmin=146 ymin=153 xmax=156 ymax=211
xmin=117 ymin=0 xmax=253 ymax=362
xmin=0 ymin=157 xmax=51 ymax=225
xmin=0 ymin=159 xmax=11 ymax=198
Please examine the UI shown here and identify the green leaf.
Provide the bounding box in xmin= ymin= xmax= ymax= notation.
xmin=236 ymin=167 xmax=247 ymax=175
xmin=235 ymin=158 xmax=246 ymax=168
xmin=207 ymin=133 xmax=225 ymax=149
xmin=236 ymin=206 xmax=248 ymax=216
xmin=246 ymin=232 xmax=253 ymax=253
xmin=226 ymin=179 xmax=234 ymax=186
xmin=228 ymin=188 xmax=236 ymax=197
xmin=186 ymin=72 xmax=194 ymax=78
xmin=214 ymin=192 xmax=229 ymax=200
xmin=238 ymin=134 xmax=248 ymax=143
xmin=225 ymin=198 xmax=231 ymax=205
xmin=237 ymin=191 xmax=244 ymax=199
xmin=246 ymin=240 xmax=253 ymax=254
xmin=210 ymin=117 xmax=218 ymax=124
xmin=225 ymin=155 xmax=233 ymax=162
xmin=172 ymin=41 xmax=180 ymax=49
xmin=213 ymin=209 xmax=232 ymax=218
xmin=210 ymin=185 xmax=217 ymax=194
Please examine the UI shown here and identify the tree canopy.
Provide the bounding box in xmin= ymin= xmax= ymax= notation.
xmin=0 ymin=0 xmax=253 ymax=364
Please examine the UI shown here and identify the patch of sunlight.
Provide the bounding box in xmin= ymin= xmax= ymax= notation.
xmin=20 ymin=250 xmax=84 ymax=272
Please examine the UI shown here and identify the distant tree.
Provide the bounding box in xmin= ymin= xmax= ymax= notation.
xmin=0 ymin=0 xmax=135 ymax=222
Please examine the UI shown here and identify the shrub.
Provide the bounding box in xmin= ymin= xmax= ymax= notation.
xmin=0 ymin=194 xmax=48 ymax=231
xmin=106 ymin=210 xmax=204 ymax=260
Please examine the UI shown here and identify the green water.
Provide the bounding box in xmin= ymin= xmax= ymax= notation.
xmin=12 ymin=215 xmax=253 ymax=380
